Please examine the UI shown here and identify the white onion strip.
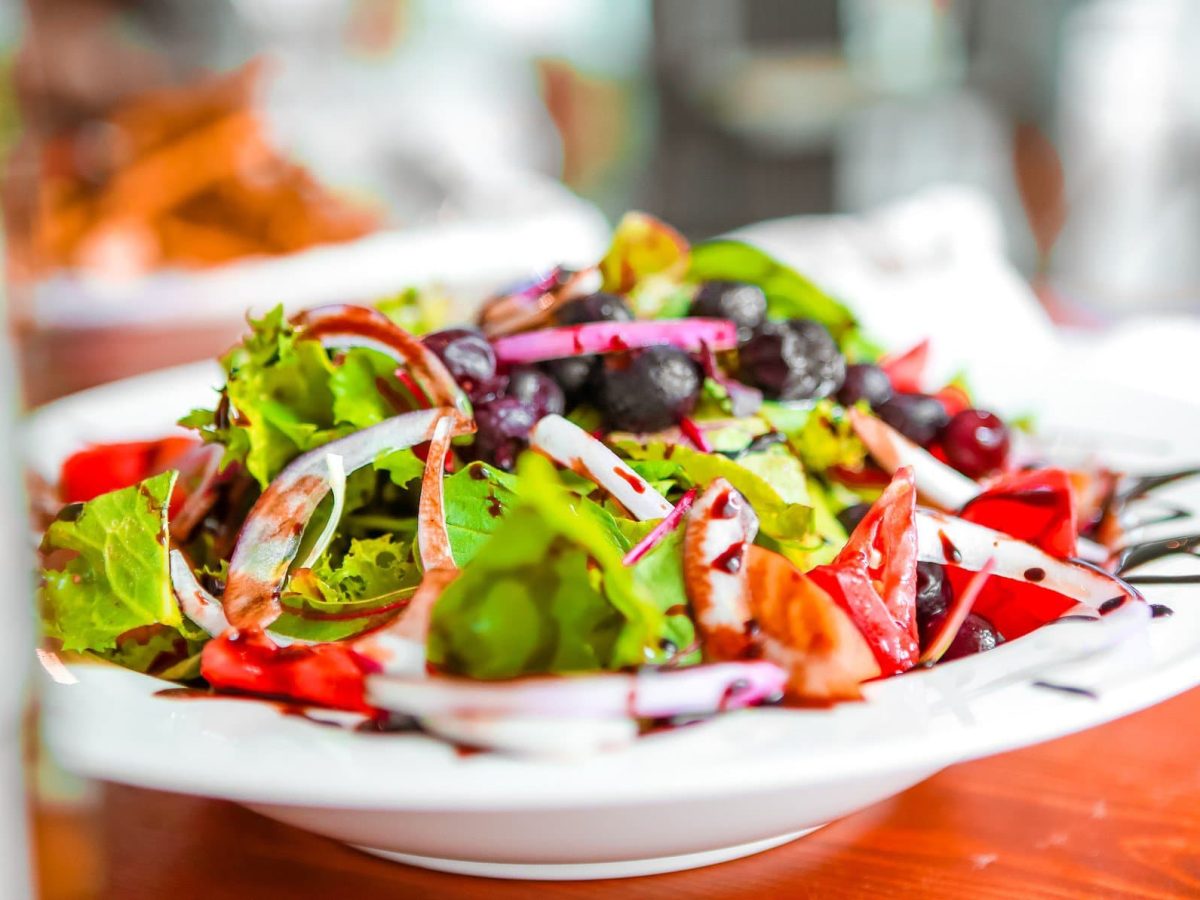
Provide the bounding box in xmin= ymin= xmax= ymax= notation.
xmin=529 ymin=414 xmax=673 ymax=521
xmin=296 ymin=454 xmax=345 ymax=570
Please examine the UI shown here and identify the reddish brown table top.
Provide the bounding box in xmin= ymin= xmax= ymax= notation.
xmin=35 ymin=685 xmax=1200 ymax=900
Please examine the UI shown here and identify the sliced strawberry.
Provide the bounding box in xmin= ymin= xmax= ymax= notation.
xmin=61 ymin=437 xmax=198 ymax=506
xmin=945 ymin=569 xmax=1076 ymax=641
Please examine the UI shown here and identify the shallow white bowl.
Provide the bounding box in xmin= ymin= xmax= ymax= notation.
xmin=28 ymin=362 xmax=1200 ymax=880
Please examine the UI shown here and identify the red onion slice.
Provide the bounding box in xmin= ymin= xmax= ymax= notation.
xmin=170 ymin=444 xmax=224 ymax=541
xmin=684 ymin=479 xmax=760 ymax=661
xmin=491 ymin=318 xmax=738 ymax=366
xmin=623 ymin=487 xmax=697 ymax=566
xmin=366 ymin=660 xmax=787 ymax=719
xmin=919 ymin=560 xmax=994 ymax=664
xmin=352 ymin=415 xmax=459 ymax=676
xmin=296 ymin=453 xmax=345 ymax=570
xmin=916 ymin=509 xmax=1142 ymax=609
xmin=850 ymin=408 xmax=980 ymax=511
xmin=529 ymin=414 xmax=673 ymax=520
xmin=223 ymin=408 xmax=472 ymax=631
xmin=168 ymin=549 xmax=308 ymax=647
xmin=291 ymin=305 xmax=469 ymax=415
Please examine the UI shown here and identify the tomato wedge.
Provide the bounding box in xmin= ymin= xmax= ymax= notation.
xmin=60 ymin=437 xmax=198 ymax=506
xmin=879 ymin=339 xmax=929 ymax=394
xmin=960 ymin=468 xmax=1077 ymax=559
xmin=809 ymin=467 xmax=920 ymax=675
xmin=200 ymin=629 xmax=381 ymax=713
xmin=944 ymin=569 xmax=1076 ymax=641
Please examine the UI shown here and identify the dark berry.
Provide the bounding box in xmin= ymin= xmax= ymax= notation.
xmin=598 ymin=346 xmax=702 ymax=432
xmin=877 ymin=393 xmax=949 ymax=446
xmin=506 ymin=365 xmax=565 ymax=417
xmin=836 ymin=502 xmax=872 ymax=535
xmin=471 ymin=397 xmax=539 ymax=471
xmin=738 ymin=319 xmax=846 ymax=401
xmin=942 ymin=409 xmax=1011 ymax=479
xmin=555 ymin=292 xmax=633 ymax=325
xmin=915 ymin=562 xmax=953 ymax=647
xmin=940 ymin=613 xmax=1003 ymax=661
xmin=690 ymin=280 xmax=767 ymax=340
xmin=837 ymin=363 xmax=893 ymax=408
xmin=541 ymin=356 xmax=597 ymax=400
xmin=422 ymin=328 xmax=496 ymax=401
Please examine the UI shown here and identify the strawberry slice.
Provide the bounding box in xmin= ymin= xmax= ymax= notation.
xmin=960 ymin=468 xmax=1077 ymax=559
xmin=880 ymin=339 xmax=930 ymax=393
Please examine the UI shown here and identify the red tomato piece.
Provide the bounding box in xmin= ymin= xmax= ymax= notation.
xmin=809 ymin=467 xmax=920 ymax=675
xmin=60 ymin=437 xmax=199 ymax=504
xmin=960 ymin=468 xmax=1078 ymax=559
xmin=200 ymin=629 xmax=381 ymax=713
xmin=879 ymin=339 xmax=930 ymax=394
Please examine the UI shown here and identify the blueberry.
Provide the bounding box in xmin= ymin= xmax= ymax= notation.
xmin=940 ymin=613 xmax=1003 ymax=661
xmin=598 ymin=346 xmax=702 ymax=432
xmin=916 ymin=562 xmax=953 ymax=647
xmin=738 ymin=319 xmax=846 ymax=401
xmin=836 ymin=502 xmax=872 ymax=535
xmin=506 ymin=365 xmax=565 ymax=417
xmin=942 ymin=409 xmax=1010 ymax=478
xmin=690 ymin=280 xmax=767 ymax=340
xmin=541 ymin=356 xmax=597 ymax=400
xmin=877 ymin=393 xmax=949 ymax=446
xmin=837 ymin=363 xmax=893 ymax=408
xmin=555 ymin=292 xmax=633 ymax=325
xmin=470 ymin=396 xmax=539 ymax=470
xmin=422 ymin=328 xmax=497 ymax=401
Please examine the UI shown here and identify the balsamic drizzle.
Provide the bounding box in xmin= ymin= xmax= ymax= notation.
xmin=1115 ymin=534 xmax=1200 ymax=575
xmin=1031 ymin=681 xmax=1099 ymax=700
xmin=1117 ymin=467 xmax=1200 ymax=504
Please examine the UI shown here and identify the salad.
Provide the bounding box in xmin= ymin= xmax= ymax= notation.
xmin=36 ymin=213 xmax=1191 ymax=754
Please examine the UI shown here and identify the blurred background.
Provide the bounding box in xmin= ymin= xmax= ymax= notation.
xmin=3 ymin=1 xmax=1200 ymax=896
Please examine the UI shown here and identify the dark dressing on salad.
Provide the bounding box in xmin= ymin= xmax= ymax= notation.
xmin=711 ymin=542 xmax=744 ymax=574
xmin=1031 ymin=681 xmax=1099 ymax=700
xmin=937 ymin=530 xmax=962 ymax=564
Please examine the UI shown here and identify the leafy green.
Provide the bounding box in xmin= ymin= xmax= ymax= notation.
xmin=375 ymin=286 xmax=451 ymax=335
xmin=688 ymin=240 xmax=857 ymax=341
xmin=273 ymin=535 xmax=422 ymax=642
xmin=428 ymin=454 xmax=663 ymax=679
xmin=759 ymin=400 xmax=867 ymax=473
xmin=101 ymin=625 xmax=205 ymax=680
xmin=617 ymin=522 xmax=701 ymax=665
xmin=441 ymin=462 xmax=521 ymax=566
xmin=614 ymin=441 xmax=813 ymax=542
xmin=180 ymin=306 xmax=410 ymax=488
xmin=374 ymin=448 xmax=425 ymax=489
xmin=38 ymin=472 xmax=196 ymax=662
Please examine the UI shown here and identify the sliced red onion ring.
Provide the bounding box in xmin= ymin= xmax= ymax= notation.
xmin=478 ymin=267 xmax=601 ymax=338
xmin=529 ymin=414 xmax=673 ymax=520
xmin=916 ymin=509 xmax=1142 ymax=609
xmin=623 ymin=487 xmax=697 ymax=566
xmin=850 ymin=408 xmax=979 ymax=510
xmin=417 ymin=715 xmax=638 ymax=757
xmin=296 ymin=454 xmax=345 ymax=570
xmin=291 ymin=305 xmax=469 ymax=415
xmin=366 ymin=660 xmax=786 ymax=719
xmin=168 ymin=549 xmax=308 ymax=647
xmin=684 ymin=479 xmax=760 ymax=661
xmin=223 ymin=408 xmax=472 ymax=631
xmin=491 ymin=318 xmax=738 ymax=366
xmin=170 ymin=444 xmax=224 ymax=541
xmin=417 ymin=416 xmax=456 ymax=572
xmin=353 ymin=415 xmax=459 ymax=676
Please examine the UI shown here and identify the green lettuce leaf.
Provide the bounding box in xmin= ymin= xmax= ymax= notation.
xmin=180 ymin=306 xmax=410 ymax=488
xmin=38 ymin=472 xmax=192 ymax=660
xmin=273 ymin=535 xmax=422 ymax=642
xmin=614 ymin=440 xmax=813 ymax=542
xmin=375 ymin=286 xmax=451 ymax=335
xmin=428 ymin=454 xmax=663 ymax=679
xmin=759 ymin=399 xmax=868 ymax=473
xmin=688 ymin=240 xmax=857 ymax=340
xmin=441 ymin=462 xmax=521 ymax=567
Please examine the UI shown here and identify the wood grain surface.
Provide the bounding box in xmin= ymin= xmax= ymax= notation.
xmin=34 ymin=685 xmax=1200 ymax=900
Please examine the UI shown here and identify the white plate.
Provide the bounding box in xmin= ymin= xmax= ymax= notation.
xmin=29 ymin=361 xmax=1200 ymax=881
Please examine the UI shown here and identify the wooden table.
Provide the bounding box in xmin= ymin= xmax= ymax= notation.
xmin=35 ymin=685 xmax=1200 ymax=899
